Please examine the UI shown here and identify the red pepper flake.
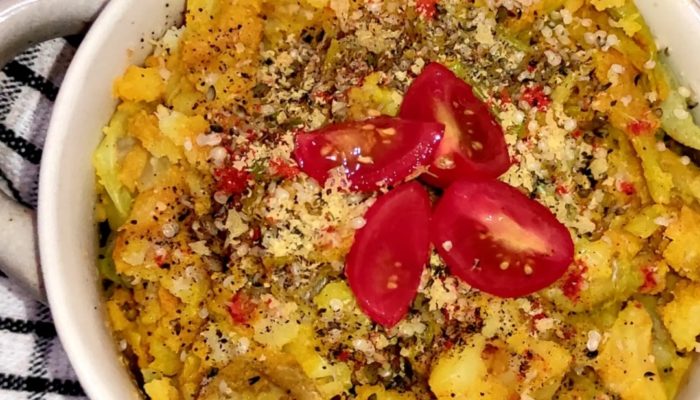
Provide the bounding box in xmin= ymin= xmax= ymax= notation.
xmin=440 ymin=308 xmax=452 ymax=322
xmin=571 ymin=129 xmax=582 ymax=139
xmin=562 ymin=260 xmax=588 ymax=302
xmin=641 ymin=265 xmax=657 ymax=292
xmin=336 ymin=350 xmax=351 ymax=362
xmin=521 ymin=85 xmax=551 ymax=111
xmin=214 ymin=167 xmax=251 ymax=195
xmin=498 ymin=88 xmax=512 ymax=105
xmin=270 ymin=158 xmax=300 ymax=180
xmin=627 ymin=119 xmax=653 ymax=136
xmin=530 ymin=312 xmax=548 ymax=333
xmin=245 ymin=129 xmax=257 ymax=141
xmin=619 ymin=181 xmax=636 ymax=195
xmin=154 ymin=253 xmax=167 ymax=267
xmin=313 ymin=90 xmax=333 ymax=103
xmin=228 ymin=292 xmax=256 ymax=325
xmin=416 ymin=0 xmax=439 ymax=19
xmin=560 ymin=325 xmax=576 ymax=340
xmin=555 ymin=184 xmax=569 ymax=195
xmin=250 ymin=226 xmax=261 ymax=242
xmin=443 ymin=339 xmax=454 ymax=350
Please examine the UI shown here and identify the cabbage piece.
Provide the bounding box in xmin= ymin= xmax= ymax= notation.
xmin=661 ymin=90 xmax=700 ymax=150
xmin=93 ymin=106 xmax=135 ymax=225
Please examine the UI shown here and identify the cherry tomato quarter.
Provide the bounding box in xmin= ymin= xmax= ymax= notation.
xmin=293 ymin=117 xmax=444 ymax=192
xmin=346 ymin=182 xmax=432 ymax=327
xmin=400 ymin=63 xmax=510 ymax=187
xmin=432 ymin=180 xmax=574 ymax=298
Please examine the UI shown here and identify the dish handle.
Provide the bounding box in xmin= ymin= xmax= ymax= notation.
xmin=0 ymin=0 xmax=108 ymax=301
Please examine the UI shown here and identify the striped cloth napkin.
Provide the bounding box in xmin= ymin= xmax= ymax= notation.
xmin=0 ymin=37 xmax=86 ymax=400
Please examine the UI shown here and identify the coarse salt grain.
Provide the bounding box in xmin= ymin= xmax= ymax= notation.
xmin=196 ymin=133 xmax=222 ymax=147
xmin=528 ymin=119 xmax=539 ymax=132
xmin=214 ymin=191 xmax=230 ymax=205
xmin=351 ymin=216 xmax=367 ymax=229
xmin=583 ymin=32 xmax=597 ymax=45
xmin=605 ymin=34 xmax=619 ymax=48
xmin=681 ymin=156 xmax=691 ymax=166
xmin=587 ymin=330 xmax=602 ymax=352
xmin=352 ymin=338 xmax=375 ymax=354
xmin=654 ymin=216 xmax=671 ymax=227
xmin=560 ymin=9 xmax=573 ymax=25
xmin=678 ymin=86 xmax=692 ymax=98
xmin=620 ymin=95 xmax=632 ymax=106
xmin=655 ymin=142 xmax=667 ymax=152
xmin=162 ymin=222 xmax=179 ymax=238
xmin=513 ymin=110 xmax=526 ymax=125
xmin=541 ymin=26 xmax=553 ymax=39
xmin=646 ymin=91 xmax=659 ymax=103
xmin=329 ymin=298 xmax=344 ymax=312
xmin=442 ymin=241 xmax=453 ymax=251
xmin=545 ymin=50 xmax=562 ymax=67
xmin=644 ymin=59 xmax=656 ymax=70
xmin=210 ymin=146 xmax=228 ymax=164
xmin=563 ymin=118 xmax=577 ymax=132
xmin=610 ymin=64 xmax=625 ymax=74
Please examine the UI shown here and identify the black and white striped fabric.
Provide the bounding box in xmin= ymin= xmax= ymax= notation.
xmin=0 ymin=37 xmax=86 ymax=399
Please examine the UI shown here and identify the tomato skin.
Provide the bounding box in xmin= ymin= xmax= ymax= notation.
xmin=399 ymin=63 xmax=510 ymax=188
xmin=432 ymin=180 xmax=574 ymax=298
xmin=346 ymin=182 xmax=432 ymax=328
xmin=293 ymin=117 xmax=444 ymax=192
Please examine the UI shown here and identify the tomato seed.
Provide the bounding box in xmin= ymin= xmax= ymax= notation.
xmin=358 ymin=155 xmax=374 ymax=164
xmin=378 ymin=127 xmax=397 ymax=137
xmin=435 ymin=155 xmax=456 ymax=170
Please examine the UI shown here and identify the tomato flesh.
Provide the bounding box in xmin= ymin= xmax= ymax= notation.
xmin=400 ymin=63 xmax=510 ymax=187
xmin=293 ymin=117 xmax=444 ymax=192
xmin=346 ymin=182 xmax=432 ymax=327
xmin=432 ymin=180 xmax=574 ymax=298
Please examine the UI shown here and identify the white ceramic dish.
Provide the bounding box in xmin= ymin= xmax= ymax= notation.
xmin=0 ymin=0 xmax=697 ymax=398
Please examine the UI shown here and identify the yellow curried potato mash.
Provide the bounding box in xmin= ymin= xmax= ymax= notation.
xmin=95 ymin=0 xmax=700 ymax=399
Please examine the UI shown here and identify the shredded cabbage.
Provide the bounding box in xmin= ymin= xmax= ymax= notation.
xmin=93 ymin=107 xmax=134 ymax=225
xmin=661 ymin=90 xmax=700 ymax=150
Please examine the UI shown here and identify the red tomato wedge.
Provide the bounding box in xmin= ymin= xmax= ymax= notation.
xmin=346 ymin=182 xmax=432 ymax=327
xmin=293 ymin=117 xmax=444 ymax=192
xmin=399 ymin=63 xmax=510 ymax=187
xmin=432 ymin=180 xmax=574 ymax=298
